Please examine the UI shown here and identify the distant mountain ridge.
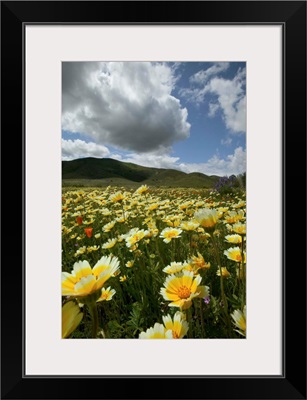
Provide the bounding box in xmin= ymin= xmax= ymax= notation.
xmin=62 ymin=157 xmax=221 ymax=188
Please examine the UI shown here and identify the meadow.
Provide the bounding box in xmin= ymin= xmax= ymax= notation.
xmin=62 ymin=185 xmax=246 ymax=339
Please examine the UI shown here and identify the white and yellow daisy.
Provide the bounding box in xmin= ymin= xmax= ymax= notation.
xmin=231 ymin=306 xmax=246 ymax=336
xmin=109 ymin=191 xmax=125 ymax=203
xmin=225 ymin=234 xmax=242 ymax=244
xmin=102 ymin=221 xmax=116 ymax=232
xmin=232 ymin=222 xmax=246 ymax=235
xmin=102 ymin=238 xmax=117 ymax=249
xmin=224 ymin=247 xmax=242 ymax=262
xmin=125 ymin=228 xmax=149 ymax=248
xmin=190 ymin=252 xmax=211 ymax=271
xmin=62 ymin=255 xmax=120 ymax=298
xmin=97 ymin=286 xmax=116 ymax=302
xmin=139 ymin=323 xmax=173 ymax=339
xmin=160 ymin=270 xmax=209 ymax=310
xmin=62 ymin=301 xmax=83 ymax=338
xmin=180 ymin=221 xmax=200 ymax=231
xmin=125 ymin=260 xmax=134 ymax=268
xmin=74 ymin=246 xmax=87 ymax=257
xmin=216 ymin=266 xmax=231 ymax=277
xmin=194 ymin=208 xmax=218 ymax=231
xmin=162 ymin=311 xmax=189 ymax=338
xmin=159 ymin=227 xmax=182 ymax=244
xmin=134 ymin=184 xmax=149 ymax=195
xmin=162 ymin=262 xmax=185 ymax=275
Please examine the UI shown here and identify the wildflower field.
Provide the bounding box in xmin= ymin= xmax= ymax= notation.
xmin=62 ymin=185 xmax=246 ymax=339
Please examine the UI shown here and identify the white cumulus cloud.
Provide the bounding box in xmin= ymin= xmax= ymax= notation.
xmin=208 ymin=102 xmax=220 ymax=117
xmin=120 ymin=152 xmax=181 ymax=170
xmin=117 ymin=147 xmax=246 ymax=177
xmin=189 ymin=62 xmax=230 ymax=84
xmin=179 ymin=147 xmax=246 ymax=176
xmin=62 ymin=139 xmax=110 ymax=161
xmin=61 ymin=139 xmax=246 ymax=177
xmin=62 ymin=62 xmax=191 ymax=153
xmin=180 ymin=66 xmax=246 ymax=134
xmin=221 ymin=137 xmax=232 ymax=146
xmin=206 ymin=69 xmax=246 ymax=133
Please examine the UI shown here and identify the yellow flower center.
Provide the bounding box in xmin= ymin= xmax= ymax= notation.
xmin=166 ymin=231 xmax=177 ymax=238
xmin=235 ymin=254 xmax=242 ymax=261
xmin=178 ymin=285 xmax=191 ymax=299
xmin=172 ymin=331 xmax=179 ymax=338
xmin=238 ymin=316 xmax=246 ymax=331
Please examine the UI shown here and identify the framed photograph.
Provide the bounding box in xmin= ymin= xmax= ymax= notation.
xmin=1 ymin=1 xmax=306 ymax=399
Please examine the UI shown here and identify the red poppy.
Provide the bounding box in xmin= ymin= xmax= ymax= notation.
xmin=76 ymin=216 xmax=83 ymax=225
xmin=84 ymin=227 xmax=93 ymax=238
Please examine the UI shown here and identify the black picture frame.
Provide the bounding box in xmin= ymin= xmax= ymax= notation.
xmin=1 ymin=1 xmax=306 ymax=399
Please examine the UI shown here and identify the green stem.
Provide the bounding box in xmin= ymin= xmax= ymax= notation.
xmin=121 ymin=203 xmax=126 ymax=221
xmin=171 ymin=238 xmax=176 ymax=259
xmin=211 ymin=235 xmax=226 ymax=303
xmin=211 ymin=234 xmax=232 ymax=337
xmin=88 ymin=301 xmax=99 ymax=338
xmin=186 ymin=308 xmax=193 ymax=338
xmin=199 ymin=299 xmax=206 ymax=338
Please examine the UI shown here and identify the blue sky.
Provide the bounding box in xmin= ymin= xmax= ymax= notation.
xmin=62 ymin=61 xmax=246 ymax=176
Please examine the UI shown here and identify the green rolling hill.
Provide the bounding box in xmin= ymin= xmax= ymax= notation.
xmin=62 ymin=157 xmax=220 ymax=188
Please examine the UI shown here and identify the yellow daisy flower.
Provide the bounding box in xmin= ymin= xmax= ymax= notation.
xmin=160 ymin=270 xmax=209 ymax=310
xmin=225 ymin=234 xmax=242 ymax=244
xmin=166 ymin=218 xmax=181 ymax=228
xmin=102 ymin=221 xmax=116 ymax=232
xmin=116 ymin=215 xmax=126 ymax=223
xmin=86 ymin=245 xmax=100 ymax=253
xmin=109 ymin=191 xmax=125 ymax=203
xmin=125 ymin=228 xmax=149 ymax=248
xmin=159 ymin=227 xmax=182 ymax=243
xmin=231 ymin=306 xmax=246 ymax=336
xmin=125 ymin=260 xmax=134 ymax=268
xmin=232 ymin=222 xmax=246 ymax=235
xmin=180 ymin=221 xmax=200 ymax=231
xmin=162 ymin=262 xmax=185 ymax=274
xmin=216 ymin=266 xmax=231 ymax=277
xmin=62 ymin=255 xmax=120 ymax=298
xmin=62 ymin=301 xmax=83 ymax=338
xmin=194 ymin=208 xmax=218 ymax=231
xmin=97 ymin=286 xmax=116 ymax=302
xmin=224 ymin=247 xmax=242 ymax=262
xmin=162 ymin=311 xmax=189 ymax=338
xmin=134 ymin=184 xmax=149 ymax=195
xmin=190 ymin=252 xmax=211 ymax=271
xmin=148 ymin=203 xmax=159 ymax=211
xmin=179 ymin=201 xmax=191 ymax=210
xmin=139 ymin=323 xmax=173 ymax=339
xmin=74 ymin=246 xmax=87 ymax=257
xmin=102 ymin=238 xmax=117 ymax=249
xmin=224 ymin=211 xmax=240 ymax=224
xmin=233 ymin=200 xmax=246 ymax=209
